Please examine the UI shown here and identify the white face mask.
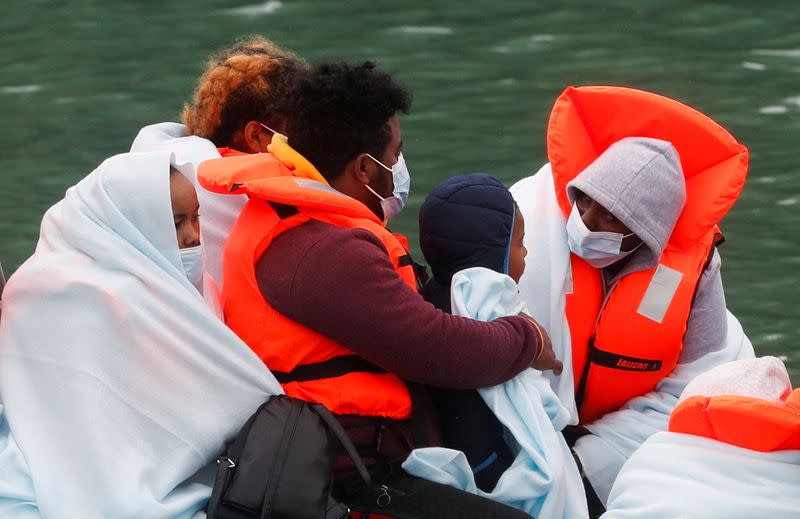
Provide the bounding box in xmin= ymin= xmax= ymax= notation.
xmin=364 ymin=152 xmax=411 ymax=222
xmin=179 ymin=244 xmax=204 ymax=293
xmin=566 ymin=203 xmax=640 ymax=269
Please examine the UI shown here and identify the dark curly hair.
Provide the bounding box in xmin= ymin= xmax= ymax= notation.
xmin=182 ymin=35 xmax=308 ymax=147
xmin=283 ymin=61 xmax=412 ymax=181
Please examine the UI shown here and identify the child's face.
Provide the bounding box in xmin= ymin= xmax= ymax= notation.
xmin=507 ymin=207 xmax=527 ymax=283
xmin=170 ymin=172 xmax=201 ymax=249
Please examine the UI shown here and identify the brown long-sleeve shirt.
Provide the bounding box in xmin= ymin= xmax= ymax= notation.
xmin=256 ymin=220 xmax=541 ymax=390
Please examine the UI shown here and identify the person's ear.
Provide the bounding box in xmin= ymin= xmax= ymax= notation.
xmin=353 ymin=153 xmax=373 ymax=185
xmin=242 ymin=120 xmax=272 ymax=153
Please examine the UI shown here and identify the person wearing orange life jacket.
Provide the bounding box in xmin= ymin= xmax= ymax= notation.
xmin=130 ymin=35 xmax=308 ymax=298
xmin=510 ymin=86 xmax=755 ymax=513
xmin=603 ymin=356 xmax=800 ymax=518
xmin=198 ymin=61 xmax=558 ymax=519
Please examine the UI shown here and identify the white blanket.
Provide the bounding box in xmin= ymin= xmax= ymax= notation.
xmin=402 ymin=267 xmax=588 ymax=518
xmin=0 ymin=406 xmax=39 ymax=518
xmin=510 ymin=164 xmax=754 ymax=503
xmin=602 ymin=432 xmax=800 ymax=519
xmin=509 ymin=165 xmax=578 ymax=419
xmin=679 ymin=355 xmax=791 ymax=404
xmin=0 ymin=151 xmax=282 ymax=519
xmin=130 ymin=122 xmax=247 ymax=294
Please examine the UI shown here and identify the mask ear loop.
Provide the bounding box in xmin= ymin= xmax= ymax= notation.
xmin=365 ymin=153 xmax=392 ymax=172
xmin=364 ymin=183 xmax=386 ymax=201
xmin=363 ymin=153 xmax=394 ymax=202
xmin=259 ymin=123 xmax=286 ymax=147
xmin=259 ymin=122 xmax=279 ymax=135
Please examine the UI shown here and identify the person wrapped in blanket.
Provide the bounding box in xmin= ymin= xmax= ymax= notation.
xmin=418 ymin=174 xmax=535 ymax=489
xmin=406 ymin=173 xmax=587 ymax=519
xmin=0 ymin=152 xmax=281 ymax=518
xmin=511 ymin=108 xmax=754 ymax=514
xmin=603 ymin=356 xmax=800 ymax=518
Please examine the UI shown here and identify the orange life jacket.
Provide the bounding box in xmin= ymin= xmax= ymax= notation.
xmin=198 ymin=137 xmax=416 ymax=419
xmin=217 ymin=147 xmax=247 ymax=157
xmin=669 ymin=389 xmax=800 ymax=452
xmin=548 ymin=86 xmax=749 ymax=424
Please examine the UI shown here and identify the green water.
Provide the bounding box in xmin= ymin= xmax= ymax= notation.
xmin=2 ymin=1 xmax=798 ymax=377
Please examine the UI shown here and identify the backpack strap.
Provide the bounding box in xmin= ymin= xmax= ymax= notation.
xmin=406 ymin=382 xmax=433 ymax=448
xmin=311 ymin=403 xmax=373 ymax=487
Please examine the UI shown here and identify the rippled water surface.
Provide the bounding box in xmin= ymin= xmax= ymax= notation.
xmin=2 ymin=1 xmax=798 ymax=376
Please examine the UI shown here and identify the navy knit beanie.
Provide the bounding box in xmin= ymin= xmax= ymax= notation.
xmin=419 ymin=173 xmax=516 ymax=283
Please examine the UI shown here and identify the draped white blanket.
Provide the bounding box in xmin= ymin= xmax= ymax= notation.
xmin=402 ymin=267 xmax=588 ymax=518
xmin=0 ymin=152 xmax=281 ymax=519
xmin=130 ymin=122 xmax=247 ymax=295
xmin=602 ymin=432 xmax=800 ymax=519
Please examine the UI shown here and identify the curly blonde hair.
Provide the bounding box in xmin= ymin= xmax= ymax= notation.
xmin=182 ymin=35 xmax=307 ymax=147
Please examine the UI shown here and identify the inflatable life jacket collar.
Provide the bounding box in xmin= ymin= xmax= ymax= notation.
xmin=196 ymin=152 xmax=291 ymax=195
xmin=196 ymin=137 xmax=327 ymax=196
xmin=267 ymin=133 xmax=328 ymax=185
xmin=669 ymin=353 xmax=797 ymax=451
xmin=669 ymin=389 xmax=800 ymax=452
xmin=548 ymin=86 xmax=748 ymax=251
xmin=234 ymin=175 xmax=384 ymax=227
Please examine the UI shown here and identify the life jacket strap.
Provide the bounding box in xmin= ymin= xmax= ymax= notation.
xmin=575 ymin=338 xmax=663 ymax=411
xmin=589 ymin=345 xmax=662 ymax=372
xmin=272 ymin=355 xmax=388 ymax=384
xmin=269 ymin=201 xmax=301 ymax=220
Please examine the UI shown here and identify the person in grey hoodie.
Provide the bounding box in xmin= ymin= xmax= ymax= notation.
xmin=511 ymin=136 xmax=753 ymax=517
xmin=566 ymin=138 xmax=726 ymax=369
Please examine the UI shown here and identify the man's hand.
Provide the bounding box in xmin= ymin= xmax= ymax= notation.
xmin=519 ymin=312 xmax=563 ymax=375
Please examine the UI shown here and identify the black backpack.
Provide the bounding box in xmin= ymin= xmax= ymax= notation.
xmin=206 ymin=394 xmax=372 ymax=519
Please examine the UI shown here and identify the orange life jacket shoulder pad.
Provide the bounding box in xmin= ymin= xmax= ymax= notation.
xmin=669 ymin=389 xmax=800 ymax=452
xmin=197 ymin=153 xmax=292 ymax=195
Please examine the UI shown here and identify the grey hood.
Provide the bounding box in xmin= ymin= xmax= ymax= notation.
xmin=567 ymin=137 xmax=686 ymax=276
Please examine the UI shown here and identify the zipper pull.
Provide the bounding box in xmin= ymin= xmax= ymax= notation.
xmin=377 ymin=484 xmax=391 ymax=507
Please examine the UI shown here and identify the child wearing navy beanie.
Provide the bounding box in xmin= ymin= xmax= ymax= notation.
xmin=418 ymin=173 xmax=527 ymax=492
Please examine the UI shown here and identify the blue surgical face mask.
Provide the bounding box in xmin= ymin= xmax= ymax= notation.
xmin=364 ymin=153 xmax=411 ymax=222
xmin=180 ymin=244 xmax=204 ymax=293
